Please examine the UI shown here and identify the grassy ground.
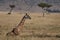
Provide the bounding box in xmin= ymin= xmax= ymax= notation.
xmin=0 ymin=12 xmax=60 ymax=40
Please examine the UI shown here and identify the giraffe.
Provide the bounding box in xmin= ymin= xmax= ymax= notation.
xmin=6 ymin=13 xmax=31 ymax=36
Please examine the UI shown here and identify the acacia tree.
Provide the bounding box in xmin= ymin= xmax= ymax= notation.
xmin=38 ymin=3 xmax=52 ymax=17
xmin=8 ymin=4 xmax=15 ymax=14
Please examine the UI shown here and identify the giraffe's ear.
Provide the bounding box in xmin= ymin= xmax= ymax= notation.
xmin=27 ymin=15 xmax=31 ymax=19
xmin=30 ymin=17 xmax=31 ymax=19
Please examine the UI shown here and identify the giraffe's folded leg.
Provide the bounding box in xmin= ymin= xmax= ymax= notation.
xmin=12 ymin=28 xmax=19 ymax=35
xmin=6 ymin=28 xmax=19 ymax=36
xmin=6 ymin=32 xmax=15 ymax=36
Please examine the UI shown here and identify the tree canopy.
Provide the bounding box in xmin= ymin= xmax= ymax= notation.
xmin=9 ymin=5 xmax=15 ymax=8
xmin=38 ymin=3 xmax=52 ymax=8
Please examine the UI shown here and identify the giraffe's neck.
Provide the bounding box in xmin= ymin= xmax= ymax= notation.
xmin=17 ymin=17 xmax=25 ymax=28
xmin=7 ymin=16 xmax=26 ymax=35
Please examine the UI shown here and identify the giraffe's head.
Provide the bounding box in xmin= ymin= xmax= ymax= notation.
xmin=24 ymin=13 xmax=31 ymax=19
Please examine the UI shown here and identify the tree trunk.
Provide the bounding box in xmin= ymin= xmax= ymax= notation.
xmin=42 ymin=8 xmax=45 ymax=17
xmin=8 ymin=8 xmax=13 ymax=14
xmin=43 ymin=12 xmax=44 ymax=17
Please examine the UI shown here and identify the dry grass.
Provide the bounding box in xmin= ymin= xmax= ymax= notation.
xmin=0 ymin=12 xmax=60 ymax=40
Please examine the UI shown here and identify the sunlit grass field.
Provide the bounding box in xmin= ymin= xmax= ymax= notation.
xmin=0 ymin=12 xmax=60 ymax=40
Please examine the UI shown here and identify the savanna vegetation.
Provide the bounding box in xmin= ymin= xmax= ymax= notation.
xmin=0 ymin=12 xmax=60 ymax=40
